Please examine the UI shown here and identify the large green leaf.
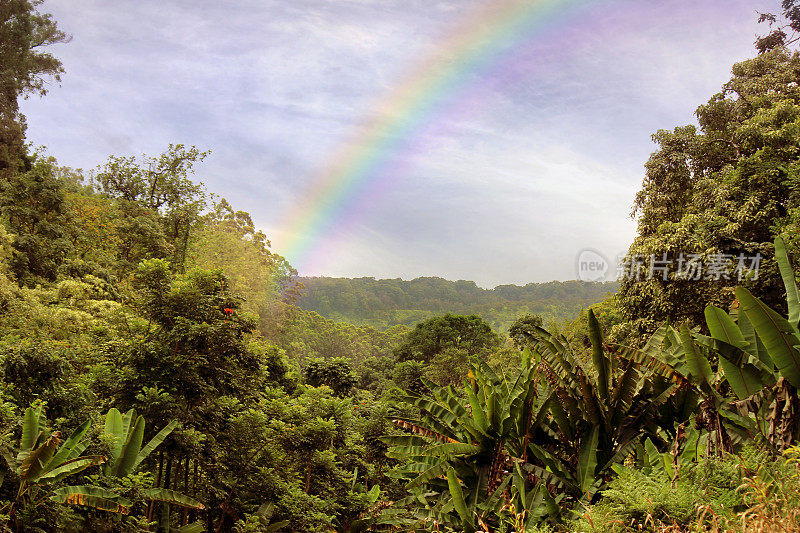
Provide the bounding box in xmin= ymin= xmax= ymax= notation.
xmin=588 ymin=309 xmax=609 ymax=403
xmin=716 ymin=346 xmax=765 ymax=399
xmin=661 ymin=327 xmax=691 ymax=378
xmin=446 ymin=467 xmax=472 ymax=529
xmin=540 ymin=482 xmax=561 ymax=520
xmin=141 ymin=488 xmax=205 ymax=509
xmin=50 ymin=485 xmax=131 ymax=513
xmin=465 ymin=386 xmax=488 ymax=435
xmin=547 ymin=398 xmax=573 ymax=441
xmin=172 ymin=523 xmax=206 ymax=533
xmin=523 ymin=462 xmax=574 ymax=493
xmin=702 ymin=308 xmax=766 ymax=398
xmin=20 ymin=405 xmax=42 ymax=454
xmin=115 ymin=416 xmax=145 ymax=477
xmin=104 ymin=408 xmax=123 ymax=443
xmin=737 ymin=287 xmax=800 ymax=388
xmin=512 ymin=462 xmax=527 ymax=509
xmin=610 ymin=360 xmax=640 ymax=419
xmin=486 ymin=389 xmax=497 ymax=430
xmin=405 ymin=462 xmax=448 ymax=489
xmin=775 ymin=237 xmax=800 ymax=328
xmin=67 ymin=440 xmax=90 ymax=462
xmin=391 ymin=442 xmax=480 ymax=460
xmin=599 ymin=436 xmax=640 ymax=474
xmin=739 ymin=311 xmax=774 ymax=370
xmin=527 ymin=444 xmax=576 ymax=487
xmin=380 ymin=435 xmax=430 ymax=448
xmin=19 ymin=433 xmax=59 ymax=481
xmin=679 ymin=325 xmax=712 ymax=387
xmin=133 ymin=420 xmax=179 ymax=469
xmin=576 ymin=425 xmax=599 ymax=495
xmin=41 ymin=419 xmax=91 ymax=478
xmin=103 ymin=408 xmax=124 ymax=477
xmin=705 ymin=306 xmax=748 ymax=349
xmin=37 ymin=455 xmax=106 ymax=482
xmin=578 ymin=373 xmax=602 ymax=426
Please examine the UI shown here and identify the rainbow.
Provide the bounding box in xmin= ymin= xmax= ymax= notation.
xmin=274 ymin=0 xmax=599 ymax=273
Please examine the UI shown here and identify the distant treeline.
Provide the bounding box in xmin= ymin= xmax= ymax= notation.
xmin=295 ymin=276 xmax=618 ymax=332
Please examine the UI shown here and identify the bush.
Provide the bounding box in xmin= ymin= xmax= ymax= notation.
xmin=573 ymin=450 xmax=761 ymax=532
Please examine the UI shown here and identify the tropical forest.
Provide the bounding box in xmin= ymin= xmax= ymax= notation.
xmin=2 ymin=0 xmax=800 ymax=532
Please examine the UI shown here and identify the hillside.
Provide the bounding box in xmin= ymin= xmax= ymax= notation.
xmin=7 ymin=2 xmax=800 ymax=532
xmin=295 ymin=276 xmax=618 ymax=332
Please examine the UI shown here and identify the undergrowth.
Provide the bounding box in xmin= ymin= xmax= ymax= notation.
xmin=570 ymin=446 xmax=800 ymax=533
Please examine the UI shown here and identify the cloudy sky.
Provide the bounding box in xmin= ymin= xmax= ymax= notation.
xmin=22 ymin=0 xmax=777 ymax=287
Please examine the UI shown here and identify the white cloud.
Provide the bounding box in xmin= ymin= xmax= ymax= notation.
xmin=21 ymin=0 xmax=782 ymax=285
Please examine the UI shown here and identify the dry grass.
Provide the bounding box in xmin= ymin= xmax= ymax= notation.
xmin=735 ymin=447 xmax=800 ymax=533
xmin=575 ymin=447 xmax=800 ymax=533
xmin=645 ymin=447 xmax=800 ymax=533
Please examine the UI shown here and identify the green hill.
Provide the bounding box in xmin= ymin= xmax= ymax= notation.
xmin=295 ymin=276 xmax=618 ymax=332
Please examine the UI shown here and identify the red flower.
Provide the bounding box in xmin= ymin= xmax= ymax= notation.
xmin=224 ymin=308 xmax=234 ymax=315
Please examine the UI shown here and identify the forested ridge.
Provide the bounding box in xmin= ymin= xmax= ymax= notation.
xmin=296 ymin=277 xmax=617 ymax=332
xmin=2 ymin=1 xmax=800 ymax=532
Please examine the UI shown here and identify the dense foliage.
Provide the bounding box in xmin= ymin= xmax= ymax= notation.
xmin=1 ymin=1 xmax=800 ymax=532
xmin=296 ymin=276 xmax=617 ymax=332
xmin=616 ymin=34 xmax=800 ymax=339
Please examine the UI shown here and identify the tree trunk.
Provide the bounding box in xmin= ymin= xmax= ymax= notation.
xmin=161 ymin=455 xmax=173 ymax=532
xmin=148 ymin=449 xmax=165 ymax=523
xmin=182 ymin=457 xmax=190 ymax=526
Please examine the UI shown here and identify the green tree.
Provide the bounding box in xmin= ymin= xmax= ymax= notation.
xmin=122 ymin=258 xmax=261 ymax=415
xmin=617 ymin=43 xmax=800 ymax=338
xmin=0 ymin=154 xmax=72 ymax=282
xmin=390 ymin=360 xmax=427 ymax=396
xmin=115 ymin=259 xmax=263 ymax=528
xmin=424 ymin=346 xmax=472 ymax=388
xmin=93 ymin=145 xmax=208 ymax=272
xmin=186 ymin=199 xmax=295 ymax=328
xmin=508 ymin=313 xmax=544 ymax=349
xmin=304 ymin=357 xmax=357 ymax=397
xmin=393 ymin=314 xmax=500 ymax=363
xmin=0 ymin=0 xmax=69 ymax=171
xmin=755 ymin=1 xmax=800 ymax=53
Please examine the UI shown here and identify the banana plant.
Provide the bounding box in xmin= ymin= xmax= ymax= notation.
xmin=522 ymin=311 xmax=680 ymax=505
xmin=685 ymin=237 xmax=800 ymax=451
xmin=381 ymin=351 xmax=558 ymax=531
xmin=100 ymin=408 xmax=204 ymax=510
xmin=735 ymin=237 xmax=800 ymax=389
xmin=641 ymin=321 xmax=758 ymax=455
xmin=0 ymin=405 xmax=127 ymax=528
xmin=638 ymin=237 xmax=800 ymax=454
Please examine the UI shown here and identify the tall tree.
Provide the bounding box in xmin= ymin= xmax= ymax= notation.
xmin=304 ymin=357 xmax=357 ymax=397
xmin=0 ymin=154 xmax=72 ymax=281
xmin=756 ymin=1 xmax=800 ymax=53
xmin=93 ymin=145 xmax=208 ymax=272
xmin=617 ymin=38 xmax=800 ymax=339
xmin=0 ymin=0 xmax=69 ymax=171
xmin=186 ymin=198 xmax=296 ymax=326
xmin=393 ymin=313 xmax=500 ymax=363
